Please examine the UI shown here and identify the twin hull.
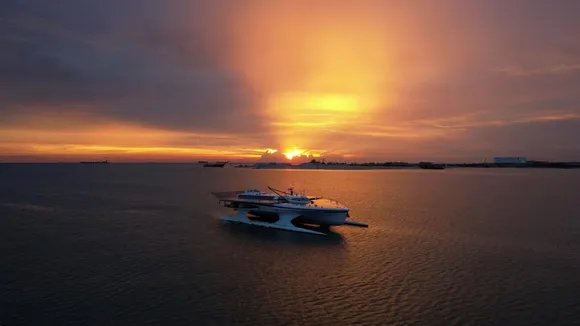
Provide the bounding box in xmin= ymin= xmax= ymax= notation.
xmin=237 ymin=203 xmax=349 ymax=226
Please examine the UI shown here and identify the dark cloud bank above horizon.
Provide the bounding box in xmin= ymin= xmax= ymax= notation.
xmin=1 ymin=0 xmax=262 ymax=134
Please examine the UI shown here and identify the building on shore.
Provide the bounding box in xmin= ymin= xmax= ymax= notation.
xmin=493 ymin=157 xmax=527 ymax=164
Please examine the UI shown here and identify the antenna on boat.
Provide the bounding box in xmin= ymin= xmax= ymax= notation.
xmin=268 ymin=186 xmax=289 ymax=202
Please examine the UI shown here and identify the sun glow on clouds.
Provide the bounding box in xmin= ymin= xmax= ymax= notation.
xmin=282 ymin=148 xmax=306 ymax=160
xmin=0 ymin=116 xmax=272 ymax=162
xmin=258 ymin=147 xmax=319 ymax=162
xmin=268 ymin=92 xmax=364 ymax=146
xmin=4 ymin=1 xmax=580 ymax=162
xmin=229 ymin=2 xmax=394 ymax=155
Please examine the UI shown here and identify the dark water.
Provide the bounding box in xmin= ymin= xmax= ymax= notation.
xmin=1 ymin=164 xmax=580 ymax=326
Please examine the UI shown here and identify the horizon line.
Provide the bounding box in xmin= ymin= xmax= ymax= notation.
xmin=2 ymin=158 xmax=580 ymax=164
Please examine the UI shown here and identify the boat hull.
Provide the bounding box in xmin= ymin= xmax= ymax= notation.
xmin=294 ymin=211 xmax=349 ymax=226
xmin=213 ymin=187 xmax=367 ymax=235
xmin=246 ymin=206 xmax=349 ymax=226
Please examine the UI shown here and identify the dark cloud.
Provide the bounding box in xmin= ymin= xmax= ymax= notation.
xmin=0 ymin=0 xmax=263 ymax=134
xmin=465 ymin=119 xmax=580 ymax=161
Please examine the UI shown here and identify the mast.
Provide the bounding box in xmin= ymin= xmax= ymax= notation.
xmin=267 ymin=186 xmax=288 ymax=202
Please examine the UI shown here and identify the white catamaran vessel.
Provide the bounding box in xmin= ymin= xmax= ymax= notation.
xmin=211 ymin=186 xmax=368 ymax=236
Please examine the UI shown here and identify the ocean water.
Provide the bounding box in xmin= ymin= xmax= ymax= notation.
xmin=1 ymin=164 xmax=580 ymax=326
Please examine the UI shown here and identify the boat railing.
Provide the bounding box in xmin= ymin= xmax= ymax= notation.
xmin=266 ymin=186 xmax=347 ymax=207
xmin=312 ymin=196 xmax=347 ymax=208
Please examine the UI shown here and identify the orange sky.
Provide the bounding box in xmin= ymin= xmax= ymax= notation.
xmin=1 ymin=0 xmax=580 ymax=162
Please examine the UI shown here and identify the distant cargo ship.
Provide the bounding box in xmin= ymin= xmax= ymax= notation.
xmin=80 ymin=160 xmax=109 ymax=164
xmin=203 ymin=161 xmax=228 ymax=167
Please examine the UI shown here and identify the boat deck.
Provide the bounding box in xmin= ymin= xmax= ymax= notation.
xmin=210 ymin=191 xmax=348 ymax=209
xmin=289 ymin=198 xmax=348 ymax=209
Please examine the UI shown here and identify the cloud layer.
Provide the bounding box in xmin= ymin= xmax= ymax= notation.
xmin=1 ymin=0 xmax=580 ymax=162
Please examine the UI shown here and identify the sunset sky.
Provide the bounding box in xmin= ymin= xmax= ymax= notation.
xmin=2 ymin=0 xmax=580 ymax=162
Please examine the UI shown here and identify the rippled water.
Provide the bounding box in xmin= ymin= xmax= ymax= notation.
xmin=1 ymin=164 xmax=580 ymax=325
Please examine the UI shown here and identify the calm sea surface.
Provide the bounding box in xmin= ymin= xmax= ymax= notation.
xmin=1 ymin=164 xmax=580 ymax=326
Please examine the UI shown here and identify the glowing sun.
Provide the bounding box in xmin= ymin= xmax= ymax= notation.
xmin=283 ymin=149 xmax=304 ymax=160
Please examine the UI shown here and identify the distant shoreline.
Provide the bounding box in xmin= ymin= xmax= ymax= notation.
xmin=1 ymin=161 xmax=580 ymax=169
xmin=241 ymin=162 xmax=580 ymax=170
